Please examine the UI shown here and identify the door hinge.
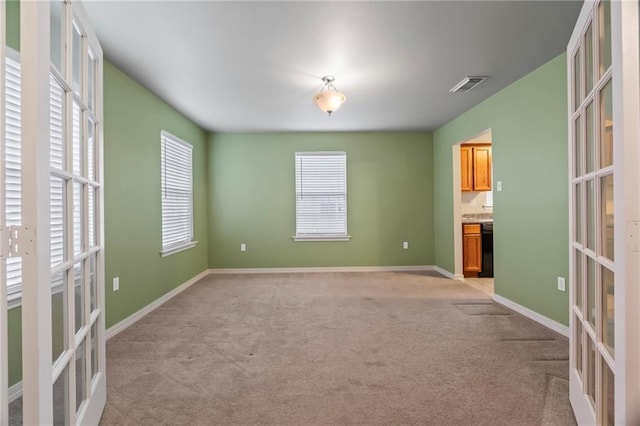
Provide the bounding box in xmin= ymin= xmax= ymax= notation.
xmin=0 ymin=225 xmax=35 ymax=259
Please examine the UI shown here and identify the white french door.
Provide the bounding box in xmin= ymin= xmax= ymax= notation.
xmin=568 ymin=0 xmax=640 ymax=424
xmin=47 ymin=1 xmax=106 ymax=424
xmin=1 ymin=0 xmax=105 ymax=424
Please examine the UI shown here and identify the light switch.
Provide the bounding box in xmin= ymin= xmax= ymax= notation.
xmin=240 ymin=243 xmax=247 ymax=252
xmin=496 ymin=181 xmax=503 ymax=192
xmin=113 ymin=277 xmax=120 ymax=292
xmin=403 ymin=241 xmax=409 ymax=249
xmin=557 ymin=277 xmax=565 ymax=292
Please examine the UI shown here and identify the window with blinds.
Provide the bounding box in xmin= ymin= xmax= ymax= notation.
xmin=5 ymin=55 xmax=22 ymax=296
xmin=160 ymin=131 xmax=194 ymax=255
xmin=485 ymin=191 xmax=493 ymax=208
xmin=294 ymin=151 xmax=349 ymax=240
xmin=4 ymin=53 xmax=67 ymax=300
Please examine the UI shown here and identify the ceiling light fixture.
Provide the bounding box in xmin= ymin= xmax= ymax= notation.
xmin=313 ymin=75 xmax=346 ymax=116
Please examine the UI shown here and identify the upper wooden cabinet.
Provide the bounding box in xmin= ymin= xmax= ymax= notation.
xmin=460 ymin=144 xmax=492 ymax=191
xmin=460 ymin=146 xmax=474 ymax=191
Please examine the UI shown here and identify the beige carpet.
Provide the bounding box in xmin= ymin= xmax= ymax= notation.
xmin=100 ymin=272 xmax=576 ymax=425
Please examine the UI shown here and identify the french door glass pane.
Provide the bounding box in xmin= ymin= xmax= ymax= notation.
xmin=602 ymin=266 xmax=614 ymax=355
xmin=50 ymin=76 xmax=65 ymax=170
xmin=51 ymin=271 xmax=66 ymax=365
xmin=75 ymin=339 xmax=86 ymax=411
xmin=586 ymin=179 xmax=595 ymax=250
xmin=72 ymin=22 xmax=82 ymax=97
xmin=574 ymin=48 xmax=581 ymax=111
xmin=575 ymin=319 xmax=583 ymax=377
xmin=50 ymin=176 xmax=65 ymax=267
xmin=600 ymin=79 xmax=613 ymax=168
xmin=585 ymin=102 xmax=595 ymax=173
xmin=587 ymin=256 xmax=596 ymax=327
xmin=584 ymin=24 xmax=594 ymax=94
xmin=574 ymin=115 xmax=582 ymax=177
xmin=73 ymin=182 xmax=83 ymax=257
xmin=575 ymin=249 xmax=583 ymax=310
xmin=601 ymin=174 xmax=614 ymax=260
xmin=90 ymin=322 xmax=98 ymax=381
xmin=72 ymin=102 xmax=81 ymax=176
xmin=587 ymin=338 xmax=596 ymax=406
xmin=87 ymin=118 xmax=95 ymax=181
xmin=575 ymin=183 xmax=582 ymax=245
xmin=52 ymin=365 xmax=69 ymax=426
xmin=89 ymin=254 xmax=96 ymax=313
xmin=603 ymin=359 xmax=615 ymax=426
xmin=74 ymin=263 xmax=84 ymax=334
xmin=88 ymin=186 xmax=95 ymax=247
xmin=50 ymin=1 xmax=64 ymax=74
xmin=599 ymin=0 xmax=612 ymax=76
xmin=88 ymin=51 xmax=96 ymax=113
xmin=8 ymin=308 xmax=22 ymax=420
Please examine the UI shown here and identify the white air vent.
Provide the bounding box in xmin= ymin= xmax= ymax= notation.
xmin=449 ymin=76 xmax=487 ymax=93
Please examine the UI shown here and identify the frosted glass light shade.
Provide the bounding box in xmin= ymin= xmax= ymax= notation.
xmin=313 ymin=90 xmax=346 ymax=115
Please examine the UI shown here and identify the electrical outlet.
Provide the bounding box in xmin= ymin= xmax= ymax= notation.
xmin=240 ymin=243 xmax=247 ymax=252
xmin=557 ymin=277 xmax=565 ymax=292
xmin=403 ymin=241 xmax=409 ymax=249
xmin=113 ymin=277 xmax=120 ymax=292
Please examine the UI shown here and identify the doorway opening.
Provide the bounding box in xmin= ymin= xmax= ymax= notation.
xmin=452 ymin=129 xmax=494 ymax=296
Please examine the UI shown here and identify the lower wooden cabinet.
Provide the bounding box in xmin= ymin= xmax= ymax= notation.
xmin=462 ymin=223 xmax=482 ymax=277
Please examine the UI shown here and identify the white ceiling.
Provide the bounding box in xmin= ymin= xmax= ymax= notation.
xmin=83 ymin=1 xmax=582 ymax=133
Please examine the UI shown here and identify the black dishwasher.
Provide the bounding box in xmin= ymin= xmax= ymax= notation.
xmin=478 ymin=222 xmax=494 ymax=278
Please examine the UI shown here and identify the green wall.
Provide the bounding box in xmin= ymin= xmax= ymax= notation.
xmin=433 ymin=53 xmax=569 ymax=325
xmin=207 ymin=132 xmax=434 ymax=268
xmin=6 ymin=0 xmax=19 ymax=51
xmin=103 ymin=61 xmax=209 ymax=329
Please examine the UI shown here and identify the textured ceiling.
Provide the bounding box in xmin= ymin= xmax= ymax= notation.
xmin=83 ymin=1 xmax=582 ymax=133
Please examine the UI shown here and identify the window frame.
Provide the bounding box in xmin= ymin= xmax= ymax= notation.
xmin=293 ymin=151 xmax=350 ymax=242
xmin=160 ymin=130 xmax=196 ymax=256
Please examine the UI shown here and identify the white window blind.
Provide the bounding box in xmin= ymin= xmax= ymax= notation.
xmin=485 ymin=191 xmax=494 ymax=208
xmin=50 ymin=75 xmax=65 ymax=268
xmin=295 ymin=152 xmax=348 ymax=239
xmin=4 ymin=54 xmax=67 ymax=300
xmin=161 ymin=131 xmax=193 ymax=254
xmin=5 ymin=56 xmax=22 ymax=296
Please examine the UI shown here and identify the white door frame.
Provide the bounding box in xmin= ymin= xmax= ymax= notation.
xmin=611 ymin=0 xmax=640 ymax=423
xmin=0 ymin=2 xmax=7 ymax=425
xmin=20 ymin=1 xmax=54 ymax=422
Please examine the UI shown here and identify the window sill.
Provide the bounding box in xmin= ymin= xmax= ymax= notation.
xmin=160 ymin=241 xmax=198 ymax=257
xmin=293 ymin=235 xmax=351 ymax=242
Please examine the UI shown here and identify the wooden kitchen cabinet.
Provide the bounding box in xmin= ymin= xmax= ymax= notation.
xmin=460 ymin=146 xmax=473 ymax=191
xmin=460 ymin=144 xmax=492 ymax=191
xmin=462 ymin=223 xmax=482 ymax=277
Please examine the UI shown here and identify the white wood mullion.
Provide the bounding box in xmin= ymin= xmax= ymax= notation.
xmin=63 ymin=2 xmax=79 ymax=424
xmin=612 ymin=1 xmax=640 ymax=423
xmin=0 ymin=1 xmax=7 ymax=425
xmin=20 ymin=1 xmax=54 ymax=424
xmin=52 ymin=348 xmax=72 ymax=383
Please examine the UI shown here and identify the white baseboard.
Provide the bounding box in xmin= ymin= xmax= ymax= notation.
xmin=208 ymin=265 xmax=455 ymax=278
xmin=430 ymin=266 xmax=456 ymax=279
xmin=106 ymin=269 xmax=209 ymax=341
xmin=493 ymin=294 xmax=569 ymax=337
xmin=8 ymin=381 xmax=21 ymax=403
